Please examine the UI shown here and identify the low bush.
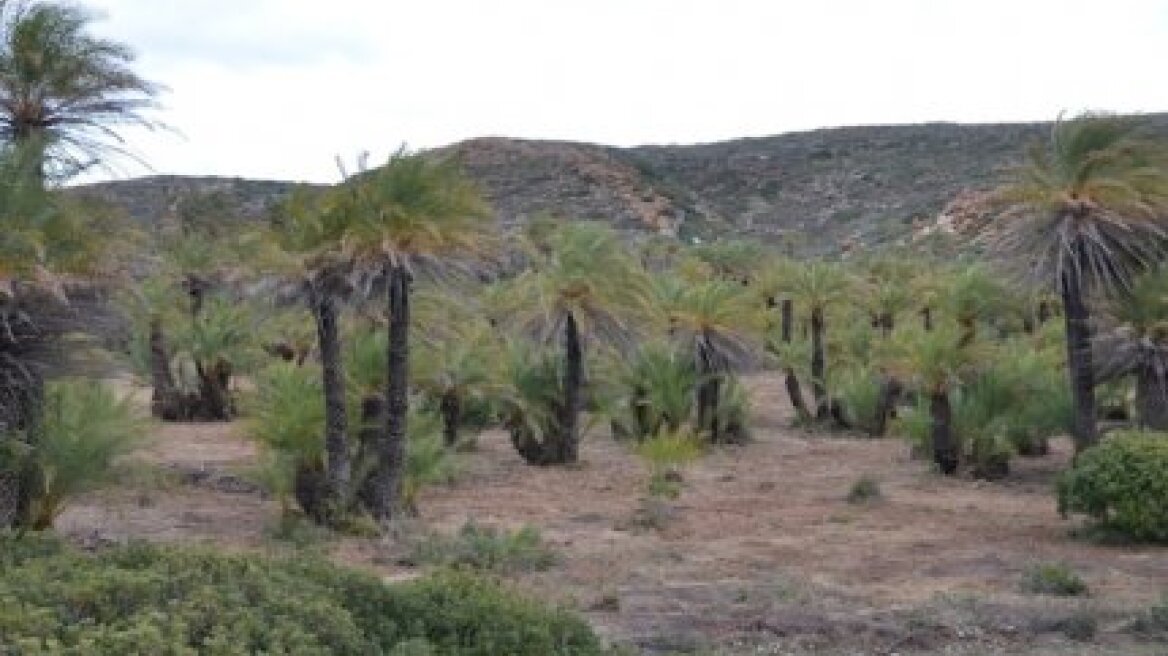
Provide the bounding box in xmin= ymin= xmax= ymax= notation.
xmin=836 ymin=365 xmax=882 ymax=434
xmin=0 ymin=536 xmax=604 ymax=655
xmin=403 ymin=521 xmax=557 ymax=573
xmin=1019 ymin=562 xmax=1089 ymax=596
xmin=1057 ymin=431 xmax=1168 ymax=542
xmin=846 ymin=476 xmax=882 ymax=504
xmin=635 ymin=427 xmax=703 ymax=498
xmin=1 ymin=380 xmax=145 ymax=530
xmin=246 ymin=363 xmax=454 ymax=521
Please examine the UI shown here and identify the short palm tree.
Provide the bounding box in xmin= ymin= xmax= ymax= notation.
xmin=787 ymin=261 xmax=852 ymax=420
xmin=654 ymin=275 xmax=762 ymax=443
xmin=335 ymin=150 xmax=493 ymax=520
xmin=987 ymin=113 xmax=1168 ymax=452
xmin=409 ymin=294 xmax=499 ymax=446
xmin=503 ymin=222 xmax=648 ymax=463
xmin=0 ymin=0 xmax=162 ymax=180
xmin=943 ymin=264 xmax=1010 ymax=346
xmin=1095 ymin=269 xmax=1168 ymax=430
xmin=756 ymin=258 xmax=811 ymax=421
xmin=881 ymin=321 xmax=980 ymax=475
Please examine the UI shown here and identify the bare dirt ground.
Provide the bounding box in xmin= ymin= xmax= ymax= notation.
xmin=59 ymin=373 xmax=1168 ymax=655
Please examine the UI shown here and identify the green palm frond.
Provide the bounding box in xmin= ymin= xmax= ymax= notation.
xmin=690 ymin=239 xmax=767 ymax=282
xmin=987 ymin=113 xmax=1168 ymax=295
xmin=787 ymin=260 xmax=853 ymax=312
xmin=0 ymin=1 xmax=163 ymax=180
xmin=24 ymin=379 xmax=145 ymax=528
xmin=878 ymin=320 xmax=983 ymax=394
xmin=1095 ymin=268 xmax=1168 ymax=381
xmin=334 ymin=148 xmax=495 ymax=279
xmin=656 ymin=277 xmax=764 ymax=372
xmin=508 ymin=222 xmax=651 ymax=348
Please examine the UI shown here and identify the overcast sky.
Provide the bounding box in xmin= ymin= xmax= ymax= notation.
xmin=79 ymin=0 xmax=1168 ymax=184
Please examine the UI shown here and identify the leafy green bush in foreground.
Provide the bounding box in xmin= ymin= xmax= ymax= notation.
xmin=1057 ymin=431 xmax=1168 ymax=542
xmin=0 ymin=535 xmax=604 ymax=655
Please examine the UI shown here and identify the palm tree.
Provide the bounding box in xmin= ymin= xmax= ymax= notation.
xmin=756 ymin=259 xmax=811 ymax=422
xmin=504 ymin=222 xmax=648 ymax=463
xmin=787 ymin=261 xmax=852 ymax=420
xmin=409 ymin=293 xmax=498 ymax=447
xmin=0 ymin=0 xmax=162 ymax=180
xmin=334 ymin=150 xmax=492 ymax=521
xmin=987 ymin=113 xmax=1168 ymax=452
xmin=0 ymin=144 xmax=122 ymax=527
xmin=1095 ymin=269 xmax=1168 ymax=430
xmin=943 ymin=264 xmax=1010 ymax=347
xmin=256 ymin=187 xmax=361 ymax=518
xmin=881 ymin=322 xmax=979 ymax=474
xmin=654 ymin=275 xmax=762 ymax=443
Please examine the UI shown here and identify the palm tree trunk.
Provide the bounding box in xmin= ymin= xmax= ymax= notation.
xmin=780 ymin=299 xmax=793 ymax=343
xmin=699 ymin=374 xmax=722 ymax=442
xmin=810 ymin=306 xmax=828 ymax=419
xmin=1061 ymin=263 xmax=1098 ymax=452
xmin=872 ymin=374 xmax=902 ymax=437
xmin=560 ymin=312 xmax=583 ymax=463
xmin=777 ymin=298 xmax=810 ymax=421
xmin=930 ymin=389 xmax=958 ymax=475
xmin=440 ymin=389 xmax=461 ymax=447
xmin=784 ymin=368 xmax=811 ymax=422
xmin=148 ymin=316 xmax=179 ymax=420
xmin=370 ymin=263 xmax=410 ymax=522
xmin=312 ymin=289 xmax=350 ymax=508
xmin=1135 ymin=366 xmax=1168 ymax=431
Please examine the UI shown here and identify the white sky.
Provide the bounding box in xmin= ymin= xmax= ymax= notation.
xmin=79 ymin=0 xmax=1168 ymax=184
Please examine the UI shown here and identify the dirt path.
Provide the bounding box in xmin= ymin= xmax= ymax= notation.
xmin=58 ymin=374 xmax=1168 ymax=654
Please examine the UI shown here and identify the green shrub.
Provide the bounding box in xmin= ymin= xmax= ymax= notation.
xmin=609 ymin=342 xmax=696 ymax=440
xmin=1057 ymin=431 xmax=1168 ymax=542
xmin=893 ymin=396 xmax=931 ymax=454
xmin=635 ymin=427 xmax=704 ymax=498
xmin=246 ymin=363 xmax=454 ymax=518
xmin=1019 ymin=562 xmax=1089 ymax=596
xmin=846 ymin=476 xmax=882 ymax=504
xmin=0 ymin=540 xmax=603 ymax=655
xmin=5 ymin=380 xmax=145 ymax=530
xmin=836 ymin=365 xmax=882 ymax=434
xmin=715 ymin=376 xmax=752 ymax=443
xmin=404 ymin=521 xmax=557 ymax=573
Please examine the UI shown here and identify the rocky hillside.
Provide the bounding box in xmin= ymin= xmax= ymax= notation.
xmin=72 ymin=114 xmax=1168 ymax=253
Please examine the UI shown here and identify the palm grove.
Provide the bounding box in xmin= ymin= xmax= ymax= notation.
xmin=2 ymin=0 xmax=1168 ymax=547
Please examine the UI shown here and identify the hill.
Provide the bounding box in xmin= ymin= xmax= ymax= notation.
xmin=71 ymin=114 xmax=1168 ymax=253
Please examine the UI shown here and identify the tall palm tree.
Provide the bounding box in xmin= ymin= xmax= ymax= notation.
xmin=334 ymin=150 xmax=492 ymax=521
xmin=253 ymin=189 xmax=357 ymax=515
xmin=0 ymin=0 xmax=162 ymax=180
xmin=988 ymin=113 xmax=1168 ymax=452
xmin=504 ymin=222 xmax=648 ymax=464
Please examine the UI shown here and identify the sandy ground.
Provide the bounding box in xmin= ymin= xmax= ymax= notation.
xmin=58 ymin=373 xmax=1168 ymax=654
